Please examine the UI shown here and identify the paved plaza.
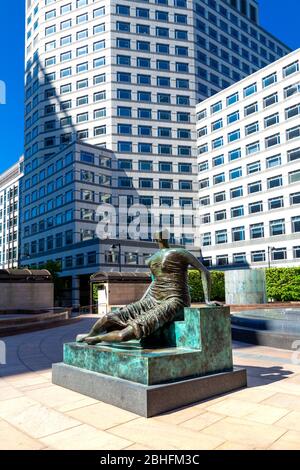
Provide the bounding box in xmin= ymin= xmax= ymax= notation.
xmin=0 ymin=315 xmax=300 ymax=450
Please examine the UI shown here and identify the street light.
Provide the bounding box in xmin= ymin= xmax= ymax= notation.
xmin=268 ymin=246 xmax=275 ymax=269
xmin=110 ymin=243 xmax=122 ymax=272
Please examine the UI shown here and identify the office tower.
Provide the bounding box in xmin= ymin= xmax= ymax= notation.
xmin=0 ymin=157 xmax=24 ymax=269
xmin=196 ymin=49 xmax=300 ymax=268
xmin=22 ymin=0 xmax=291 ymax=303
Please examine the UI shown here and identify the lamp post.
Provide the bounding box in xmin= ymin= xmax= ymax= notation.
xmin=268 ymin=246 xmax=275 ymax=269
xmin=110 ymin=243 xmax=122 ymax=272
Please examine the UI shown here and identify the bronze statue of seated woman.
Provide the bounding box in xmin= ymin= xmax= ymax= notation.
xmin=77 ymin=231 xmax=216 ymax=345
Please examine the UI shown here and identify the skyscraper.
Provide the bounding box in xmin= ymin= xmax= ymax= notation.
xmin=22 ymin=0 xmax=291 ymax=304
xmin=0 ymin=157 xmax=24 ymax=269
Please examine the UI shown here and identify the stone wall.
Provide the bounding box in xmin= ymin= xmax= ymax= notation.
xmin=0 ymin=282 xmax=54 ymax=311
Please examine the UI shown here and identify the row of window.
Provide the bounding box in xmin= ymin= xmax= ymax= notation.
xmin=201 ymin=216 xmax=300 ymax=246
xmin=200 ymin=193 xmax=300 ymax=223
xmin=200 ymin=171 xmax=296 ymax=190
xmin=203 ymin=246 xmax=300 ymax=266
xmin=198 ymin=126 xmax=300 ymax=155
xmin=197 ymin=62 xmax=300 ymax=120
xmin=23 ymin=176 xmax=194 ymax=221
xmin=199 ymin=147 xmax=300 ymax=172
xmin=199 ymin=170 xmax=300 ymax=206
xmin=199 ymin=104 xmax=300 ymax=140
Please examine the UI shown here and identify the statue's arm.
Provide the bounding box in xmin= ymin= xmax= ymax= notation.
xmin=185 ymin=252 xmax=212 ymax=304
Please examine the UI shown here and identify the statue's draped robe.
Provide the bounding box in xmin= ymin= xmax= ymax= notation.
xmin=107 ymin=250 xmax=191 ymax=339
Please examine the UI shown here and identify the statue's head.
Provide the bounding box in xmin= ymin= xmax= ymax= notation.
xmin=154 ymin=229 xmax=170 ymax=248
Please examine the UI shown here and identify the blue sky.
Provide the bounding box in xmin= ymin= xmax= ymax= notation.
xmin=0 ymin=0 xmax=299 ymax=173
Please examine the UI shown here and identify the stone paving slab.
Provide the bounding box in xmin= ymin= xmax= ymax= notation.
xmin=0 ymin=315 xmax=299 ymax=450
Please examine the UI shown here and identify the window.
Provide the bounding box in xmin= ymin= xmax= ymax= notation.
xmin=202 ymin=233 xmax=211 ymax=247
xmin=226 ymin=92 xmax=239 ymax=106
xmin=116 ymin=4 xmax=130 ymax=16
xmin=213 ymin=173 xmax=225 ymax=185
xmin=228 ymin=148 xmax=241 ymax=161
xmin=289 ymin=170 xmax=300 ymax=184
xmin=290 ymin=192 xmax=300 ymax=205
xmin=251 ymin=251 xmax=266 ymax=263
xmin=214 ymin=210 xmax=226 ymax=222
xmin=244 ymin=102 xmax=258 ymax=117
xmin=228 ymin=130 xmax=240 ymax=143
xmin=248 ymin=181 xmax=262 ymax=194
xmin=231 ymin=206 xmax=244 ymax=218
xmin=287 ymin=125 xmax=300 ymax=141
xmin=214 ymin=191 xmax=226 ymax=203
xmin=294 ymin=246 xmax=300 ymax=259
xmin=264 ymin=113 xmax=279 ymax=128
xmin=246 ymin=141 xmax=260 ymax=155
xmin=212 ymin=137 xmax=223 ymax=149
xmin=285 ymin=104 xmax=300 ymax=120
xmin=247 ymin=161 xmax=261 ymax=174
xmin=227 ymin=111 xmax=239 ymax=124
xmin=216 ymin=255 xmax=228 ymax=266
xmin=211 ymin=101 xmax=222 ymax=114
xmin=283 ymin=61 xmax=299 ymax=78
xmin=263 ymin=93 xmax=278 ymax=108
xmin=230 ymin=167 xmax=242 ymax=180
xmin=198 ymin=126 xmax=207 ymax=138
xmin=230 ymin=186 xmax=243 ymax=199
xmin=269 ymin=197 xmax=284 ymax=210
xmin=266 ymin=154 xmax=281 ymax=168
xmin=199 ymin=161 xmax=208 ymax=172
xmin=292 ymin=216 xmax=300 ymax=233
xmin=232 ymin=226 xmax=245 ymax=242
xmin=270 ymin=219 xmax=285 ymax=236
xmin=262 ymin=72 xmax=277 ymax=88
xmin=250 ymin=223 xmax=264 ymax=239
xmin=284 ymin=82 xmax=300 ymax=99
xmin=272 ymin=248 xmax=287 ymax=261
xmin=249 ymin=201 xmax=263 ymax=214
xmin=197 ymin=109 xmax=207 ymax=121
xmin=288 ymin=148 xmax=300 ymax=162
xmin=267 ymin=175 xmax=282 ymax=189
xmin=201 ymin=213 xmax=211 ymax=224
xmin=265 ymin=133 xmax=280 ymax=148
xmin=213 ymin=155 xmax=224 ymax=166
xmin=215 ymin=229 xmax=227 ymax=245
xmin=245 ymin=122 xmax=259 ymax=136
xmin=211 ymin=119 xmax=223 ymax=132
xmin=244 ymin=83 xmax=257 ymax=97
xmin=199 ymin=196 xmax=210 ymax=207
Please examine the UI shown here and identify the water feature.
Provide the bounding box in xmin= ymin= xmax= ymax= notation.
xmin=231 ymin=308 xmax=300 ymax=350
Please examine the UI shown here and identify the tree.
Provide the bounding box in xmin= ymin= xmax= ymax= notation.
xmin=39 ymin=260 xmax=62 ymax=303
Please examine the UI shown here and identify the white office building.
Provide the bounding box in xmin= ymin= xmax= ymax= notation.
xmin=0 ymin=157 xmax=24 ymax=269
xmin=196 ymin=49 xmax=300 ymax=269
xmin=22 ymin=0 xmax=291 ymax=303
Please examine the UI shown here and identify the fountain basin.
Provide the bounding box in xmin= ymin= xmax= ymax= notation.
xmin=231 ymin=308 xmax=300 ymax=350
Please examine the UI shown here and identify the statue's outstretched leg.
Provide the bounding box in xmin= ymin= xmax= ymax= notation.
xmin=76 ymin=315 xmax=116 ymax=342
xmin=84 ymin=325 xmax=136 ymax=345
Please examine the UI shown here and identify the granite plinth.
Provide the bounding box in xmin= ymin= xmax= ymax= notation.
xmin=52 ymin=363 xmax=247 ymax=417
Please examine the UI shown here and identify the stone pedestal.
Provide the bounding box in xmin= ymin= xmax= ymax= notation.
xmin=225 ymin=269 xmax=266 ymax=305
xmin=52 ymin=307 xmax=247 ymax=417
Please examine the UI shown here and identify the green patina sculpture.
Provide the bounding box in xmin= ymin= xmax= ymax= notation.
xmin=77 ymin=231 xmax=215 ymax=345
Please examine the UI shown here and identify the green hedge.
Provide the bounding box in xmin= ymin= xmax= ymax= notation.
xmin=266 ymin=267 xmax=300 ymax=301
xmin=188 ymin=270 xmax=225 ymax=302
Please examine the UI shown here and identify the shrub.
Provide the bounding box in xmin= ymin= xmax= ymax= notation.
xmin=188 ymin=270 xmax=225 ymax=302
xmin=266 ymin=267 xmax=300 ymax=301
